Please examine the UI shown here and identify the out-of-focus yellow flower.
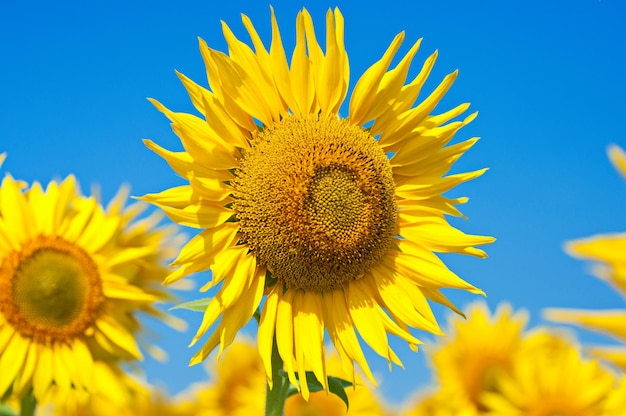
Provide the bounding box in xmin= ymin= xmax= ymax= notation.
xmin=400 ymin=389 xmax=478 ymax=416
xmin=545 ymin=144 xmax=626 ymax=371
xmin=429 ymin=302 xmax=527 ymax=410
xmin=175 ymin=341 xmax=266 ymax=416
xmin=143 ymin=6 xmax=493 ymax=398
xmin=46 ymin=362 xmax=155 ymax=416
xmin=173 ymin=339 xmax=387 ymax=416
xmin=0 ymin=175 xmax=181 ymax=408
xmin=409 ymin=302 xmax=588 ymax=415
xmin=284 ymin=356 xmax=386 ymax=416
xmin=482 ymin=341 xmax=622 ymax=416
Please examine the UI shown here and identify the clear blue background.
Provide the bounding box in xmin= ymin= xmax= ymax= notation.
xmin=2 ymin=0 xmax=626 ymax=409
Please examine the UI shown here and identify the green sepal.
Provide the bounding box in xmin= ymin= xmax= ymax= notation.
xmin=169 ymin=297 xmax=212 ymax=312
xmin=1 ymin=385 xmax=13 ymax=403
xmin=0 ymin=405 xmax=17 ymax=416
xmin=284 ymin=371 xmax=351 ymax=411
xmin=264 ymin=270 xmax=278 ymax=290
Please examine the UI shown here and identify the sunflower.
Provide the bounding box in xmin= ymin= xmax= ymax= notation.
xmin=0 ymin=174 xmax=179 ymax=405
xmin=428 ymin=302 xmax=527 ymax=410
xmin=174 ymin=340 xmax=267 ymax=416
xmin=142 ymin=7 xmax=494 ymax=397
xmin=545 ymin=144 xmax=626 ymax=371
xmin=47 ymin=361 xmax=153 ymax=416
xmin=481 ymin=342 xmax=625 ymax=416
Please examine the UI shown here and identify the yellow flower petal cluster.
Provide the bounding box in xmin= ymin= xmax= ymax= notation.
xmin=429 ymin=302 xmax=528 ymax=409
xmin=173 ymin=339 xmax=386 ymax=416
xmin=143 ymin=6 xmax=493 ymax=397
xmin=0 ymin=173 xmax=180 ymax=407
xmin=545 ymin=144 xmax=626 ymax=370
xmin=175 ymin=341 xmax=266 ymax=416
xmin=482 ymin=344 xmax=626 ymax=416
xmin=402 ymin=390 xmax=477 ymax=416
xmin=47 ymin=362 xmax=153 ymax=416
xmin=404 ymin=302 xmax=625 ymax=415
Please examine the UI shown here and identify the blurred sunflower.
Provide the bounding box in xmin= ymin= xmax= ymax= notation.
xmin=175 ymin=341 xmax=266 ymax=416
xmin=142 ymin=7 xmax=493 ymax=397
xmin=47 ymin=361 xmax=153 ymax=416
xmin=481 ymin=342 xmax=624 ymax=416
xmin=174 ymin=339 xmax=386 ymax=416
xmin=401 ymin=390 xmax=477 ymax=416
xmin=428 ymin=302 xmax=527 ymax=410
xmin=0 ymin=175 xmax=180 ymax=405
xmin=284 ymin=356 xmax=386 ymax=416
xmin=545 ymin=144 xmax=626 ymax=370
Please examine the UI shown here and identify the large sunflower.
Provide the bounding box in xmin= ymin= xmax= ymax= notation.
xmin=0 ymin=174 xmax=179 ymax=405
xmin=545 ymin=144 xmax=626 ymax=370
xmin=142 ymin=7 xmax=494 ymax=397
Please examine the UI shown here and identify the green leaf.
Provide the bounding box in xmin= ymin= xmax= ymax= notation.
xmin=285 ymin=371 xmax=351 ymax=410
xmin=327 ymin=376 xmax=351 ymax=411
xmin=169 ymin=297 xmax=212 ymax=312
xmin=0 ymin=405 xmax=17 ymax=416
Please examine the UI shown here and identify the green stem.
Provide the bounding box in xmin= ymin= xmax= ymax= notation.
xmin=264 ymin=336 xmax=289 ymax=416
xmin=19 ymin=390 xmax=35 ymax=416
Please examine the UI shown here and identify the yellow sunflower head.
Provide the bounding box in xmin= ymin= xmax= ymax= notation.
xmin=142 ymin=7 xmax=494 ymax=398
xmin=0 ymin=174 xmax=181 ymax=405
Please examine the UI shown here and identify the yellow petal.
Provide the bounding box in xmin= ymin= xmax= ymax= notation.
xmin=399 ymin=220 xmax=494 ymax=259
xmin=324 ymin=289 xmax=376 ymax=385
xmin=172 ymin=222 xmax=239 ymax=267
xmin=1 ymin=175 xmax=34 ymax=244
xmin=258 ymin=289 xmax=279 ymax=386
xmin=545 ymin=308 xmax=626 ymax=341
xmin=0 ymin=335 xmax=29 ymax=395
xmin=96 ymin=315 xmax=143 ymax=359
xmin=349 ymin=32 xmax=405 ymax=125
xmin=290 ymin=10 xmax=315 ymax=115
xmin=33 ymin=344 xmax=54 ymax=401
xmin=370 ymin=265 xmax=442 ymax=334
xmin=276 ymin=289 xmax=299 ymax=390
xmin=608 ymin=144 xmax=626 ymax=180
xmin=391 ymin=240 xmax=485 ymax=292
xmin=316 ymin=8 xmax=348 ymax=114
xmin=293 ymin=291 xmax=327 ymax=392
xmin=346 ymin=280 xmax=393 ymax=365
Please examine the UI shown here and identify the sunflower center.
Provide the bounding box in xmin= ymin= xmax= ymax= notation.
xmin=0 ymin=235 xmax=104 ymax=343
xmin=234 ymin=115 xmax=397 ymax=292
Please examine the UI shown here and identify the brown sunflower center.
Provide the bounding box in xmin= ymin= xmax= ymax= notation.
xmin=233 ymin=115 xmax=397 ymax=292
xmin=0 ymin=235 xmax=104 ymax=343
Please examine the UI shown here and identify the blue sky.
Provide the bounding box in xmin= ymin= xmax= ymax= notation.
xmin=2 ymin=0 xmax=626 ymax=407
